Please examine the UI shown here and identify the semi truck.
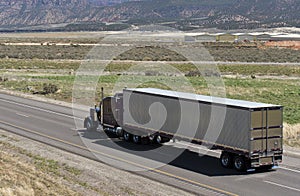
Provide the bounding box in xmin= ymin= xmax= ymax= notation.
xmin=84 ymin=88 xmax=283 ymax=171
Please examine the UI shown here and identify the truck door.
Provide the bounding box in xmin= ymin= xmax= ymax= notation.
xmin=114 ymin=94 xmax=123 ymax=126
xmin=102 ymin=97 xmax=118 ymax=127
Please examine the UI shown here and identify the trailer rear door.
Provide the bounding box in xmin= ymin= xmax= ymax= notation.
xmin=250 ymin=107 xmax=283 ymax=154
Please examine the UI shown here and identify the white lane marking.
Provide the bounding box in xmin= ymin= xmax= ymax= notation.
xmin=264 ymin=181 xmax=300 ymax=192
xmin=16 ymin=113 xmax=30 ymax=118
xmin=280 ymin=166 xmax=300 ymax=174
xmin=0 ymin=98 xmax=84 ymax=121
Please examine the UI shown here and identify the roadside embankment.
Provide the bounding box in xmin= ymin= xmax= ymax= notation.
xmin=0 ymin=129 xmax=193 ymax=196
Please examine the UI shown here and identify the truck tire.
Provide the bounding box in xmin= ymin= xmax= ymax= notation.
xmin=123 ymin=131 xmax=132 ymax=142
xmin=155 ymin=135 xmax=170 ymax=144
xmin=220 ymin=152 xmax=233 ymax=168
xmin=132 ymin=135 xmax=141 ymax=144
xmin=233 ymin=156 xmax=246 ymax=172
xmin=155 ymin=135 xmax=163 ymax=144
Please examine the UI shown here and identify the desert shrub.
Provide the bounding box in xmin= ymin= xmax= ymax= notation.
xmin=0 ymin=77 xmax=8 ymax=82
xmin=185 ymin=70 xmax=201 ymax=77
xmin=42 ymin=83 xmax=58 ymax=94
xmin=145 ymin=70 xmax=159 ymax=76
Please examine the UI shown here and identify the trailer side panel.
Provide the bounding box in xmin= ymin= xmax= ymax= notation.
xmin=123 ymin=89 xmax=251 ymax=151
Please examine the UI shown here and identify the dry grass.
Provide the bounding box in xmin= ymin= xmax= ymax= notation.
xmin=0 ymin=147 xmax=79 ymax=196
xmin=283 ymin=123 xmax=300 ymax=147
xmin=0 ymin=131 xmax=193 ymax=196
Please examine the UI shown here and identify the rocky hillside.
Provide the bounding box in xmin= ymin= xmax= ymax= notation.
xmin=0 ymin=0 xmax=299 ymax=30
xmin=0 ymin=0 xmax=91 ymax=27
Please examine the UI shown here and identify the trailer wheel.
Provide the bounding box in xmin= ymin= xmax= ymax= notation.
xmin=155 ymin=135 xmax=163 ymax=144
xmin=123 ymin=131 xmax=132 ymax=142
xmin=234 ymin=156 xmax=246 ymax=172
xmin=220 ymin=152 xmax=233 ymax=168
xmin=132 ymin=135 xmax=141 ymax=144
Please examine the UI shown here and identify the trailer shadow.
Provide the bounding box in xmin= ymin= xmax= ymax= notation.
xmin=78 ymin=130 xmax=275 ymax=177
xmin=169 ymin=150 xmax=275 ymax=176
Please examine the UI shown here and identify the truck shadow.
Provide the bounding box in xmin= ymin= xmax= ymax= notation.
xmin=78 ymin=130 xmax=275 ymax=177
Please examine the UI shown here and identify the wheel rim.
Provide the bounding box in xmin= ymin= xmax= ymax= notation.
xmin=133 ymin=135 xmax=140 ymax=143
xmin=156 ymin=136 xmax=162 ymax=143
xmin=124 ymin=132 xmax=130 ymax=141
xmin=235 ymin=158 xmax=243 ymax=170
xmin=222 ymin=156 xmax=229 ymax=166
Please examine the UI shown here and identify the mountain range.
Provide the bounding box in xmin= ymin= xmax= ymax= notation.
xmin=0 ymin=0 xmax=299 ymax=30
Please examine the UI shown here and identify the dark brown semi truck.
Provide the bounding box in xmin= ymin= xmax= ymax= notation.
xmin=84 ymin=88 xmax=283 ymax=171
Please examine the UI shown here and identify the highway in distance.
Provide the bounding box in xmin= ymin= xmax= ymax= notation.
xmin=0 ymin=92 xmax=300 ymax=196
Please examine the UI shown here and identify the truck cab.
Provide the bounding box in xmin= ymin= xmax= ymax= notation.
xmin=84 ymin=92 xmax=123 ymax=135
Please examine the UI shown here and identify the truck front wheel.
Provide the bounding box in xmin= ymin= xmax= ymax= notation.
xmin=220 ymin=152 xmax=233 ymax=168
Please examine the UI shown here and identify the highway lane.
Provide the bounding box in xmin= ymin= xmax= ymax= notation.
xmin=1 ymin=93 xmax=300 ymax=196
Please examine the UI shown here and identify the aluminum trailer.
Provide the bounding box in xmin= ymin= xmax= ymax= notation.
xmin=84 ymin=88 xmax=283 ymax=171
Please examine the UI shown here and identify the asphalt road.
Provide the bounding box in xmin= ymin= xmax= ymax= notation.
xmin=1 ymin=92 xmax=300 ymax=196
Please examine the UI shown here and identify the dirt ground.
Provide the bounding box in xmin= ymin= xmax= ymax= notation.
xmin=0 ymin=129 xmax=193 ymax=196
xmin=264 ymin=41 xmax=300 ymax=50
